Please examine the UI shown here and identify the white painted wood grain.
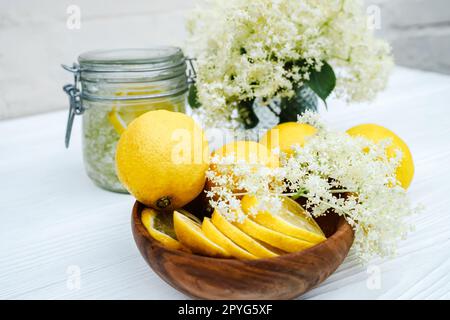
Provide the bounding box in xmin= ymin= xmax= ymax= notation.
xmin=0 ymin=67 xmax=449 ymax=300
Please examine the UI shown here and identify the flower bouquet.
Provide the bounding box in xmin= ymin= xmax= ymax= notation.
xmin=187 ymin=0 xmax=393 ymax=129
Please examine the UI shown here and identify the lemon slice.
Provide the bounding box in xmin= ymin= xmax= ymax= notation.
xmin=173 ymin=210 xmax=229 ymax=258
xmin=108 ymin=106 xmax=151 ymax=135
xmin=202 ymin=218 xmax=257 ymax=260
xmin=108 ymin=108 xmax=128 ymax=135
xmin=233 ymin=217 xmax=315 ymax=253
xmin=108 ymin=103 xmax=183 ymax=135
xmin=141 ymin=208 xmax=185 ymax=251
xmin=176 ymin=209 xmax=202 ymax=225
xmin=241 ymin=195 xmax=326 ymax=243
xmin=211 ymin=210 xmax=280 ymax=258
xmin=108 ymin=87 xmax=184 ymax=135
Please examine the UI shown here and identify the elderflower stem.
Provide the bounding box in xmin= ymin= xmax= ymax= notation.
xmin=297 ymin=195 xmax=354 ymax=217
xmin=231 ymin=191 xmax=307 ymax=197
xmin=329 ymin=189 xmax=354 ymax=193
xmin=232 ymin=189 xmax=353 ymax=197
xmin=232 ymin=192 xmax=249 ymax=196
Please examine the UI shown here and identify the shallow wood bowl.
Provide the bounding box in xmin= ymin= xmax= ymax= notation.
xmin=132 ymin=201 xmax=354 ymax=300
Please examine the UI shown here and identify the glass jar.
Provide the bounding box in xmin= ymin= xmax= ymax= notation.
xmin=63 ymin=47 xmax=191 ymax=193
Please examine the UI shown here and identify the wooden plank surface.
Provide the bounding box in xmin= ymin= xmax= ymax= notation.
xmin=0 ymin=67 xmax=449 ymax=299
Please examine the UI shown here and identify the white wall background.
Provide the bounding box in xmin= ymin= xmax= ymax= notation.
xmin=368 ymin=0 xmax=450 ymax=74
xmin=0 ymin=0 xmax=195 ymax=120
xmin=0 ymin=0 xmax=449 ymax=120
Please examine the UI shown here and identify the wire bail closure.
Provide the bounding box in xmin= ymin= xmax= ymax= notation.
xmin=62 ymin=63 xmax=83 ymax=148
xmin=186 ymin=57 xmax=197 ymax=84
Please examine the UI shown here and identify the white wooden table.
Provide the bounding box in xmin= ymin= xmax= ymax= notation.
xmin=0 ymin=67 xmax=449 ymax=300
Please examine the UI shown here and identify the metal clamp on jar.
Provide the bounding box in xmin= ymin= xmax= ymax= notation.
xmin=62 ymin=47 xmax=195 ymax=193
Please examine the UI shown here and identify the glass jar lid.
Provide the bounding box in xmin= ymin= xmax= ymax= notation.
xmin=78 ymin=47 xmax=186 ymax=72
xmin=76 ymin=47 xmax=189 ymax=101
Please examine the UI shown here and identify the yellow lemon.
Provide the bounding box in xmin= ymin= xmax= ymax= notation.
xmin=141 ymin=208 xmax=190 ymax=251
xmin=212 ymin=140 xmax=279 ymax=168
xmin=260 ymin=122 xmax=317 ymax=155
xmin=202 ymin=218 xmax=257 ymax=260
xmin=116 ymin=110 xmax=209 ymax=210
xmin=173 ymin=210 xmax=229 ymax=258
xmin=241 ymin=195 xmax=326 ymax=244
xmin=346 ymin=124 xmax=414 ymax=189
xmin=233 ymin=216 xmax=314 ymax=253
xmin=211 ymin=210 xmax=281 ymax=258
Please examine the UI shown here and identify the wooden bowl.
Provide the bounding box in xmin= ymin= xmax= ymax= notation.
xmin=132 ymin=201 xmax=354 ymax=300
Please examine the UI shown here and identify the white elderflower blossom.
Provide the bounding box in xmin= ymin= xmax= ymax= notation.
xmin=206 ymin=114 xmax=420 ymax=261
xmin=187 ymin=0 xmax=394 ymax=128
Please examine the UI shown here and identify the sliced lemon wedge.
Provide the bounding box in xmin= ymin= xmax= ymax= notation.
xmin=108 ymin=87 xmax=184 ymax=135
xmin=211 ymin=210 xmax=280 ymax=258
xmin=141 ymin=208 xmax=186 ymax=251
xmin=202 ymin=218 xmax=257 ymax=260
xmin=241 ymin=195 xmax=326 ymax=243
xmin=233 ymin=217 xmax=315 ymax=253
xmin=108 ymin=105 xmax=152 ymax=135
xmin=173 ymin=210 xmax=229 ymax=258
xmin=108 ymin=107 xmax=128 ymax=135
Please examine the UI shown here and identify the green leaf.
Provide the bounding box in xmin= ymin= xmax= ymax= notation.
xmin=237 ymin=99 xmax=259 ymax=129
xmin=188 ymin=84 xmax=201 ymax=109
xmin=306 ymin=61 xmax=336 ymax=106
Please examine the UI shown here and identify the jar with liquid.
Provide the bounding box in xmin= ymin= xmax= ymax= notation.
xmin=63 ymin=48 xmax=191 ymax=193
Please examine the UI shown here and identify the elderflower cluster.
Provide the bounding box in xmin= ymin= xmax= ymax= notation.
xmin=206 ymin=113 xmax=419 ymax=261
xmin=206 ymin=154 xmax=286 ymax=223
xmin=187 ymin=0 xmax=394 ymax=128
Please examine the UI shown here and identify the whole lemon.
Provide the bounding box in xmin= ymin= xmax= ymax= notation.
xmin=116 ymin=110 xmax=209 ymax=210
xmin=346 ymin=124 xmax=414 ymax=189
xmin=259 ymin=122 xmax=317 ymax=155
xmin=212 ymin=140 xmax=279 ymax=168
